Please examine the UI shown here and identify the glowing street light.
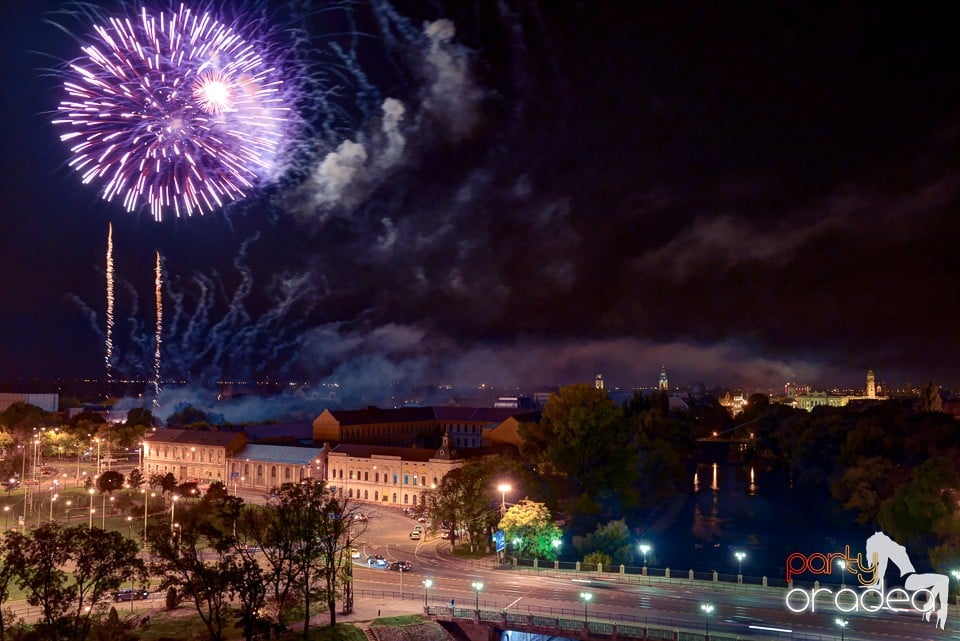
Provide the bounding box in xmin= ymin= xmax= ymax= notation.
xmin=170 ymin=494 xmax=180 ymax=532
xmin=835 ymin=617 xmax=848 ymax=641
xmin=422 ymin=578 xmax=433 ymax=607
xmin=497 ymin=483 xmax=511 ymax=517
xmin=471 ymin=581 xmax=483 ymax=615
xmin=639 ymin=543 xmax=651 ymax=567
xmin=837 ymin=559 xmax=846 ymax=587
xmin=49 ymin=493 xmax=58 ymax=522
xmin=734 ymin=550 xmax=746 ymax=576
xmin=951 ymin=570 xmax=960 ymax=605
xmin=579 ymin=591 xmax=593 ymax=624
xmin=701 ymin=603 xmax=714 ymax=637
xmin=87 ymin=488 xmax=96 ymax=529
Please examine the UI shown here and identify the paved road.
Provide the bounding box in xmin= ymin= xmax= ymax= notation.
xmin=350 ymin=503 xmax=958 ymax=640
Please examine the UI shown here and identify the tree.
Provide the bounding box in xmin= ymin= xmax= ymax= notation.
xmin=125 ymin=408 xmax=157 ymax=428
xmin=147 ymin=506 xmax=239 ymax=641
xmin=261 ymin=479 xmax=364 ymax=635
xmin=581 ymin=520 xmax=634 ymax=566
xmin=0 ymin=533 xmax=18 ymax=641
xmin=126 ymin=467 xmax=144 ymax=491
xmin=519 ymin=385 xmax=634 ymax=510
xmin=918 ymin=382 xmax=943 ymax=413
xmin=4 ymin=523 xmax=144 ymax=641
xmin=97 ymin=470 xmax=125 ymax=494
xmin=429 ymin=460 xmax=498 ymax=551
xmin=497 ymin=499 xmax=562 ymax=560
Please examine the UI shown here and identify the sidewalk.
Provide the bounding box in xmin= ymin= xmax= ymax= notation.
xmin=287 ymin=596 xmax=422 ymax=631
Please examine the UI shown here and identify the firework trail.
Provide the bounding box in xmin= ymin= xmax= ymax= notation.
xmin=105 ymin=222 xmax=114 ymax=382
xmin=52 ymin=5 xmax=293 ymax=220
xmin=153 ymin=251 xmax=163 ymax=410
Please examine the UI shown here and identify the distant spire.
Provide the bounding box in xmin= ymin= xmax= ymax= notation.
xmin=658 ymin=367 xmax=669 ymax=391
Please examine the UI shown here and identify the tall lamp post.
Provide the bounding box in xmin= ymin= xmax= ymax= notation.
xmin=143 ymin=489 xmax=156 ymax=546
xmin=734 ymin=550 xmax=746 ymax=578
xmin=471 ymin=581 xmax=483 ymax=616
xmin=49 ymin=494 xmax=58 ymax=522
xmin=579 ymin=591 xmax=593 ymax=625
xmin=497 ymin=484 xmax=511 ymax=517
xmin=835 ymin=617 xmax=847 ymax=641
xmin=87 ymin=488 xmax=96 ymax=529
xmin=170 ymin=494 xmax=179 ymax=532
xmin=837 ymin=559 xmax=846 ymax=588
xmin=422 ymin=578 xmax=433 ymax=608
xmin=700 ymin=603 xmax=714 ymax=638
xmin=951 ymin=570 xmax=960 ymax=606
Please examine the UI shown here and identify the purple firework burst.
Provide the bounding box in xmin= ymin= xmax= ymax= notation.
xmin=53 ymin=5 xmax=291 ymax=220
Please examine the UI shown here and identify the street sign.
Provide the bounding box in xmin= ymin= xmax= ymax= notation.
xmin=494 ymin=529 xmax=505 ymax=553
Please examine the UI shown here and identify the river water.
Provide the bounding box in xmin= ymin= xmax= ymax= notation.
xmin=646 ymin=455 xmax=870 ymax=583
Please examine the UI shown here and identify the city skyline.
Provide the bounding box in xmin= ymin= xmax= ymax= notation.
xmin=2 ymin=2 xmax=960 ymax=393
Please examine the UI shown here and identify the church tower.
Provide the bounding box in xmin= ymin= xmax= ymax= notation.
xmin=866 ymin=370 xmax=876 ymax=398
xmin=658 ymin=367 xmax=669 ymax=391
xmin=595 ymin=374 xmax=604 ymax=390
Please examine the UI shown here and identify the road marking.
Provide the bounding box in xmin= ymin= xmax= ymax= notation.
xmin=504 ymin=595 xmax=524 ymax=611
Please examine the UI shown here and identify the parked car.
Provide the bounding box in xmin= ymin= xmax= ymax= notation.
xmin=350 ymin=548 xmax=362 ymax=559
xmin=40 ymin=467 xmax=55 ymax=476
xmin=352 ymin=512 xmax=368 ymax=522
xmin=409 ymin=529 xmax=421 ymax=540
xmin=366 ymin=555 xmax=388 ymax=568
xmin=114 ymin=588 xmax=150 ymax=602
xmin=389 ymin=561 xmax=412 ymax=572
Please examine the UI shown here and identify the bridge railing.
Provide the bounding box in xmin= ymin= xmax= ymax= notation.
xmin=425 ymin=604 xmax=830 ymax=640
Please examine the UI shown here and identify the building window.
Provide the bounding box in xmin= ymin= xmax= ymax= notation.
xmin=339 ymin=469 xmax=344 ymax=479
xmin=244 ymin=463 xmax=250 ymax=476
xmin=349 ymin=488 xmax=353 ymax=498
xmin=412 ymin=494 xmax=417 ymax=506
xmin=364 ymin=490 xmax=368 ymax=499
xmin=271 ymin=466 xmax=277 ymax=478
xmin=403 ymin=494 xmax=409 ymax=504
xmin=375 ymin=472 xmax=380 ymax=483
xmin=350 ymin=470 xmax=355 ymax=480
xmin=284 ymin=467 xmax=291 ymax=480
xmin=413 ymin=475 xmax=418 ymax=486
xmin=364 ymin=471 xmax=369 ymax=481
xmin=392 ymin=493 xmax=397 ymax=503
xmin=404 ymin=474 xmax=409 ymax=485
xmin=257 ymin=465 xmax=263 ymax=479
xmin=374 ymin=491 xmax=379 ymax=501
xmin=393 ymin=474 xmax=398 ymax=484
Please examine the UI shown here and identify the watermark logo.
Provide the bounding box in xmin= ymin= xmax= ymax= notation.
xmin=784 ymin=531 xmax=949 ymax=630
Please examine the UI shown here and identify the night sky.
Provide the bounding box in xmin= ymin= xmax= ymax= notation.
xmin=2 ymin=1 xmax=959 ymax=395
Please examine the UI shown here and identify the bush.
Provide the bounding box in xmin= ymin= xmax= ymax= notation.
xmin=165 ymin=586 xmax=178 ymax=611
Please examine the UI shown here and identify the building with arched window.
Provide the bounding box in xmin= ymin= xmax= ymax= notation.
xmin=226 ymin=444 xmax=327 ymax=492
xmin=143 ymin=429 xmax=246 ymax=484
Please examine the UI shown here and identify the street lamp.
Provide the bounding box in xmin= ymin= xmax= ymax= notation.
xmin=126 ymin=515 xmax=134 ymax=539
xmin=49 ymin=493 xmax=58 ymax=522
xmin=471 ymin=581 xmax=483 ymax=615
xmin=497 ymin=483 xmax=511 ymax=517
xmin=422 ymin=578 xmax=433 ymax=607
xmin=3 ymin=506 xmax=9 ymax=529
xmin=88 ymin=488 xmax=96 ymax=529
xmin=835 ymin=617 xmax=848 ymax=641
xmin=143 ymin=489 xmax=156 ymax=546
xmin=700 ymin=603 xmax=714 ymax=637
xmin=639 ymin=543 xmax=651 ymax=567
xmin=951 ymin=570 xmax=960 ymax=606
xmin=170 ymin=494 xmax=180 ymax=532
xmin=579 ymin=591 xmax=593 ymax=624
xmin=734 ymin=550 xmax=746 ymax=576
xmin=837 ymin=559 xmax=846 ymax=588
